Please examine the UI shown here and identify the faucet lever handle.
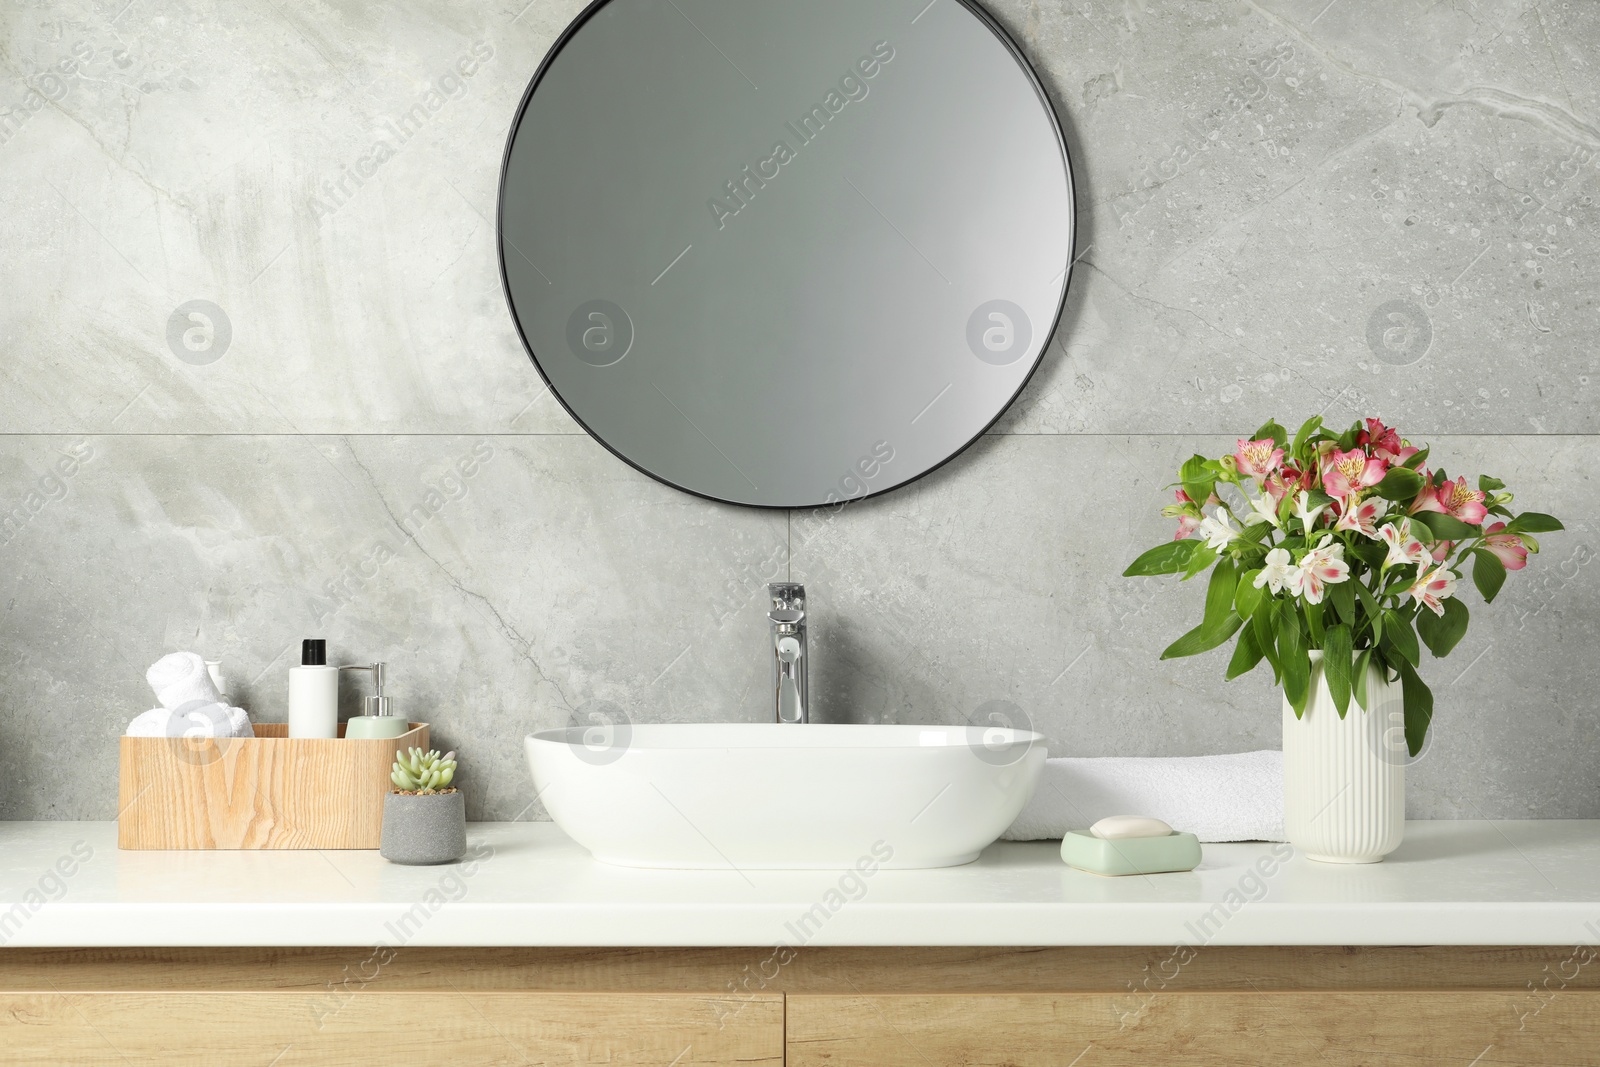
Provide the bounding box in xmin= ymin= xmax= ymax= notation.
xmin=767 ymin=607 xmax=804 ymax=626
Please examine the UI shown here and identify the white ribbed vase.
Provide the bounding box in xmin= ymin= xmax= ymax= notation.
xmin=1282 ymin=651 xmax=1406 ymax=863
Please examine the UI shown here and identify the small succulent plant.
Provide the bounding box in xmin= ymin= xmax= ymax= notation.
xmin=391 ymin=747 xmax=457 ymax=793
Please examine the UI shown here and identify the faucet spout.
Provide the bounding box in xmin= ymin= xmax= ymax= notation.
xmin=767 ymin=584 xmax=808 ymax=723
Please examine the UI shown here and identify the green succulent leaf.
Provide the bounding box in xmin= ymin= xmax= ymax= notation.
xmin=390 ymin=746 xmax=459 ymax=794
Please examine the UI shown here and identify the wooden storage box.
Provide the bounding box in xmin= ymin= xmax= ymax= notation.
xmin=117 ymin=722 xmax=429 ymax=850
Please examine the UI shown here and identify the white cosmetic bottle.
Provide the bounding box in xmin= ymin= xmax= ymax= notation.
xmin=288 ymin=638 xmax=339 ymax=738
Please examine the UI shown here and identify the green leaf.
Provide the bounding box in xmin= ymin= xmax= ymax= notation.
xmin=1124 ymin=540 xmax=1198 ymax=577
xmin=1352 ymin=576 xmax=1383 ymax=622
xmin=1478 ymin=475 xmax=1506 ymax=493
xmin=1303 ymin=598 xmax=1324 ymax=645
xmin=1337 ymin=420 xmax=1360 ymax=451
xmin=1292 ymin=416 xmax=1322 ymax=459
xmin=1160 ymin=613 xmax=1244 ymax=660
xmin=1180 ymin=454 xmax=1214 ymax=511
xmin=1253 ymin=419 xmax=1288 ymax=450
xmin=1226 ymin=624 xmax=1265 ymax=680
xmin=1401 ymin=447 xmax=1429 ymax=470
xmin=1472 ymin=549 xmax=1506 ymax=604
xmin=1235 ymin=569 xmax=1265 ymax=620
xmin=1279 ymin=608 xmax=1310 ymax=716
xmin=1507 ymin=512 xmax=1564 ymax=534
xmin=1182 ymin=542 xmax=1219 ymax=580
xmin=1415 ymin=597 xmax=1469 ymax=658
xmin=1352 ymin=648 xmax=1373 ymax=712
xmin=1413 ymin=511 xmax=1479 ymax=540
xmin=1382 ymin=609 xmax=1421 ymax=667
xmin=1253 ymin=600 xmax=1281 ymax=679
xmin=1396 ymin=658 xmax=1434 ymax=757
xmin=1323 ymin=623 xmax=1353 ymax=718
xmin=1372 ymin=467 xmax=1424 ymax=502
xmin=1204 ymin=558 xmax=1238 ymax=626
xmin=1327 ymin=577 xmax=1356 ymax=626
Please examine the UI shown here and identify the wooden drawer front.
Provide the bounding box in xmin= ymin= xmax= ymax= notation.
xmin=0 ymin=991 xmax=782 ymax=1066
xmin=787 ymin=992 xmax=1600 ymax=1066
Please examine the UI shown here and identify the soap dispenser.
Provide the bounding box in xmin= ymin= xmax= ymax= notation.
xmin=340 ymin=662 xmax=407 ymax=739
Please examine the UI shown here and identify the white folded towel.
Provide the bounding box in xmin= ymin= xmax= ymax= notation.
xmin=1003 ymin=750 xmax=1285 ymax=843
xmin=146 ymin=651 xmax=222 ymax=710
xmin=126 ymin=703 xmax=254 ymax=739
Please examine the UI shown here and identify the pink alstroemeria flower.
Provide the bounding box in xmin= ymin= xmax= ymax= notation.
xmin=1379 ymin=519 xmax=1430 ymax=571
xmin=1233 ymin=438 xmax=1284 ymax=480
xmin=1357 ymin=418 xmax=1420 ymax=466
xmin=1408 ymin=565 xmax=1459 ymax=616
xmin=1334 ymin=495 xmax=1387 ymax=539
xmin=1433 ymin=475 xmax=1489 ymax=525
xmin=1321 ymin=448 xmax=1388 ymax=499
xmin=1288 ymin=543 xmax=1350 ymax=605
xmin=1430 ymin=539 xmax=1454 ymax=563
xmin=1167 ymin=489 xmax=1201 ymax=541
xmin=1483 ymin=522 xmax=1530 ymax=571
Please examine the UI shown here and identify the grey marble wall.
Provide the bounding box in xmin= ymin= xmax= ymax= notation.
xmin=1 ymin=0 xmax=1595 ymax=821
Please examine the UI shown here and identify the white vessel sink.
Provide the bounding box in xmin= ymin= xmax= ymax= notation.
xmin=525 ymin=723 xmax=1045 ymax=870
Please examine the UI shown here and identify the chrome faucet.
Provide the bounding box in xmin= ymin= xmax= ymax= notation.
xmin=768 ymin=583 xmax=808 ymax=723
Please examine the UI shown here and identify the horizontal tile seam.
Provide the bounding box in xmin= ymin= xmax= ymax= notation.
xmin=1 ymin=433 xmax=1597 ymax=439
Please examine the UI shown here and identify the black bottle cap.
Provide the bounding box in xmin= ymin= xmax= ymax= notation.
xmin=301 ymin=639 xmax=327 ymax=666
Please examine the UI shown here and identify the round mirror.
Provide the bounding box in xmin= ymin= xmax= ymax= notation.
xmin=499 ymin=0 xmax=1074 ymax=507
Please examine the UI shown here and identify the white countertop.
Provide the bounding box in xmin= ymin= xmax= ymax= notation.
xmin=2 ymin=821 xmax=1597 ymax=947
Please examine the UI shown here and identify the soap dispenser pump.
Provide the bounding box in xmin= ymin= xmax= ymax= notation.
xmin=341 ymin=662 xmax=407 ymax=739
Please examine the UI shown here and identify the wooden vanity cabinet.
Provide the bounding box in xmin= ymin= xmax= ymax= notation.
xmin=0 ymin=946 xmax=1594 ymax=1066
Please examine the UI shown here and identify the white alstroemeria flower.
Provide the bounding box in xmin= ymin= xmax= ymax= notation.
xmin=1294 ymin=491 xmax=1329 ymax=532
xmin=1287 ymin=542 xmax=1352 ymax=605
xmin=1253 ymin=547 xmax=1297 ymax=594
xmin=1197 ymin=509 xmax=1237 ymax=551
xmin=1380 ymin=518 xmax=1431 ymax=571
xmin=1245 ymin=493 xmax=1282 ymax=529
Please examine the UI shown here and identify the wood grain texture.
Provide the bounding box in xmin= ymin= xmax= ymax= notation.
xmin=116 ymin=723 xmax=429 ymax=849
xmin=0 ymin=991 xmax=782 ymax=1067
xmin=3 ymin=945 xmax=1597 ymax=993
xmin=786 ymin=992 xmax=1600 ymax=1067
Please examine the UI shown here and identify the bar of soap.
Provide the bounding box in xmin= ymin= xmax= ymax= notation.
xmin=1090 ymin=815 xmax=1173 ymax=840
xmin=1061 ymin=829 xmax=1201 ymax=876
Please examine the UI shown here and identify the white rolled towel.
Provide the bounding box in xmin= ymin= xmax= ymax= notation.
xmin=1003 ymin=750 xmax=1285 ymax=843
xmin=146 ymin=651 xmax=222 ymax=710
xmin=126 ymin=704 xmax=254 ymax=739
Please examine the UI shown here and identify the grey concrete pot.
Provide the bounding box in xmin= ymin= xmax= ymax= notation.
xmin=380 ymin=790 xmax=467 ymax=865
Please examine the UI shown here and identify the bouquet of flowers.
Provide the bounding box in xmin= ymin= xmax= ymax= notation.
xmin=1124 ymin=416 xmax=1562 ymax=755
